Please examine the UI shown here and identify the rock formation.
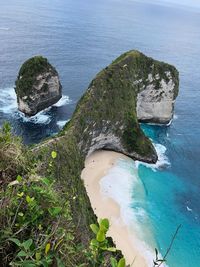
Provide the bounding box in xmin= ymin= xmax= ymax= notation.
xmin=136 ymin=71 xmax=179 ymax=124
xmin=62 ymin=50 xmax=179 ymax=164
xmin=15 ymin=56 xmax=62 ymax=116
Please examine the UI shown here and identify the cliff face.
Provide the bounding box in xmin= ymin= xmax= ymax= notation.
xmin=15 ymin=56 xmax=62 ymax=116
xmin=63 ymin=50 xmax=179 ymax=163
xmin=136 ymin=70 xmax=179 ymax=124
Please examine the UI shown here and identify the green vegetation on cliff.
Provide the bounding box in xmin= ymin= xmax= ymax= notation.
xmin=62 ymin=50 xmax=178 ymax=163
xmin=15 ymin=56 xmax=56 ymax=98
xmin=0 ymin=124 xmax=123 ymax=266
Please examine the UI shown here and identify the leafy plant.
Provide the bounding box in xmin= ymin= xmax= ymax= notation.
xmin=0 ymin=141 xmax=75 ymax=266
xmin=89 ymin=218 xmax=126 ymax=267
xmin=110 ymin=257 xmax=126 ymax=267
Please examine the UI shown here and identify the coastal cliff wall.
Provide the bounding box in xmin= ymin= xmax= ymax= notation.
xmin=136 ymin=71 xmax=178 ymax=124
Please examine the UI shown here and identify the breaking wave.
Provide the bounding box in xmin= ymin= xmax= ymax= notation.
xmin=0 ymin=87 xmax=71 ymax=125
xmin=136 ymin=143 xmax=170 ymax=171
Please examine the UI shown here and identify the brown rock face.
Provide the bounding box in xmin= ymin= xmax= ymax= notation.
xmin=15 ymin=56 xmax=62 ymax=116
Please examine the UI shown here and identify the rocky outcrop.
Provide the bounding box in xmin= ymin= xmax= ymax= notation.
xmin=61 ymin=50 xmax=179 ymax=164
xmin=136 ymin=72 xmax=179 ymax=124
xmin=15 ymin=56 xmax=62 ymax=116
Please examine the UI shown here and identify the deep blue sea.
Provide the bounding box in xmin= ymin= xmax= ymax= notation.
xmin=0 ymin=0 xmax=200 ymax=266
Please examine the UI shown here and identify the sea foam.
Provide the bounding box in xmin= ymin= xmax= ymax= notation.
xmin=136 ymin=143 xmax=170 ymax=171
xmin=53 ymin=95 xmax=71 ymax=107
xmin=57 ymin=119 xmax=70 ymax=129
xmin=0 ymin=87 xmax=71 ymax=126
xmin=17 ymin=109 xmax=51 ymax=125
xmin=0 ymin=87 xmax=17 ymax=114
xmin=100 ymin=158 xmax=158 ymax=266
xmin=100 ymin=159 xmax=137 ymax=224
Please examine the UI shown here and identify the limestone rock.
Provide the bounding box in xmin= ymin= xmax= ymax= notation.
xmin=15 ymin=56 xmax=62 ymax=116
xmin=136 ymin=72 xmax=178 ymax=124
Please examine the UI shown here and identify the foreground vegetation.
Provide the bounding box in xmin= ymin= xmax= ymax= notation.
xmin=0 ymin=123 xmax=124 ymax=266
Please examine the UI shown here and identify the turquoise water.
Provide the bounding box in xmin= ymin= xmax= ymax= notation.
xmin=132 ymin=124 xmax=200 ymax=267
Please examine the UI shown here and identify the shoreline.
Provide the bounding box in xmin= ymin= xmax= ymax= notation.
xmin=81 ymin=150 xmax=151 ymax=267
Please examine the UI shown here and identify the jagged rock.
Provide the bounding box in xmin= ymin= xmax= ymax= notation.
xmin=15 ymin=56 xmax=62 ymax=116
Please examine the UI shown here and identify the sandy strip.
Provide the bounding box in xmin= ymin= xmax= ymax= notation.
xmin=81 ymin=150 xmax=149 ymax=267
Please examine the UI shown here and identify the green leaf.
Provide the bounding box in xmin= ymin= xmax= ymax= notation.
xmin=48 ymin=207 xmax=62 ymax=216
xmin=96 ymin=230 xmax=105 ymax=242
xmin=16 ymin=175 xmax=22 ymax=182
xmin=35 ymin=252 xmax=41 ymax=261
xmin=99 ymin=218 xmax=109 ymax=232
xmin=90 ymin=239 xmax=99 ymax=248
xmin=117 ymin=258 xmax=126 ymax=267
xmin=100 ymin=245 xmax=108 ymax=250
xmin=38 ymin=224 xmax=43 ymax=230
xmin=17 ymin=192 xmax=24 ymax=198
xmin=45 ymin=243 xmax=51 ymax=255
xmin=8 ymin=238 xmax=22 ymax=247
xmin=17 ymin=250 xmax=27 ymax=257
xmin=51 ymin=151 xmax=57 ymax=159
xmin=110 ymin=257 xmax=118 ymax=267
xmin=41 ymin=177 xmax=51 ymax=186
xmin=26 ymin=195 xmax=34 ymax=203
xmin=56 ymin=256 xmax=65 ymax=267
xmin=22 ymin=261 xmax=36 ymax=267
xmin=107 ymin=247 xmax=117 ymax=252
xmin=18 ymin=212 xmax=24 ymax=217
xmin=22 ymin=239 xmax=33 ymax=250
xmin=41 ymin=261 xmax=49 ymax=267
xmin=90 ymin=224 xmax=99 ymax=235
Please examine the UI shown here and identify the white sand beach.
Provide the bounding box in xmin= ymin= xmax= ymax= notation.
xmin=81 ymin=150 xmax=150 ymax=267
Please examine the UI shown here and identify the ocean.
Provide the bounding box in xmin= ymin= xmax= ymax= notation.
xmin=0 ymin=0 xmax=200 ymax=266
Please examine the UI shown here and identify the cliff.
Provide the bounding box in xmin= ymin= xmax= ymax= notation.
xmin=0 ymin=50 xmax=179 ymax=266
xmin=61 ymin=50 xmax=179 ymax=163
xmin=15 ymin=56 xmax=62 ymax=116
